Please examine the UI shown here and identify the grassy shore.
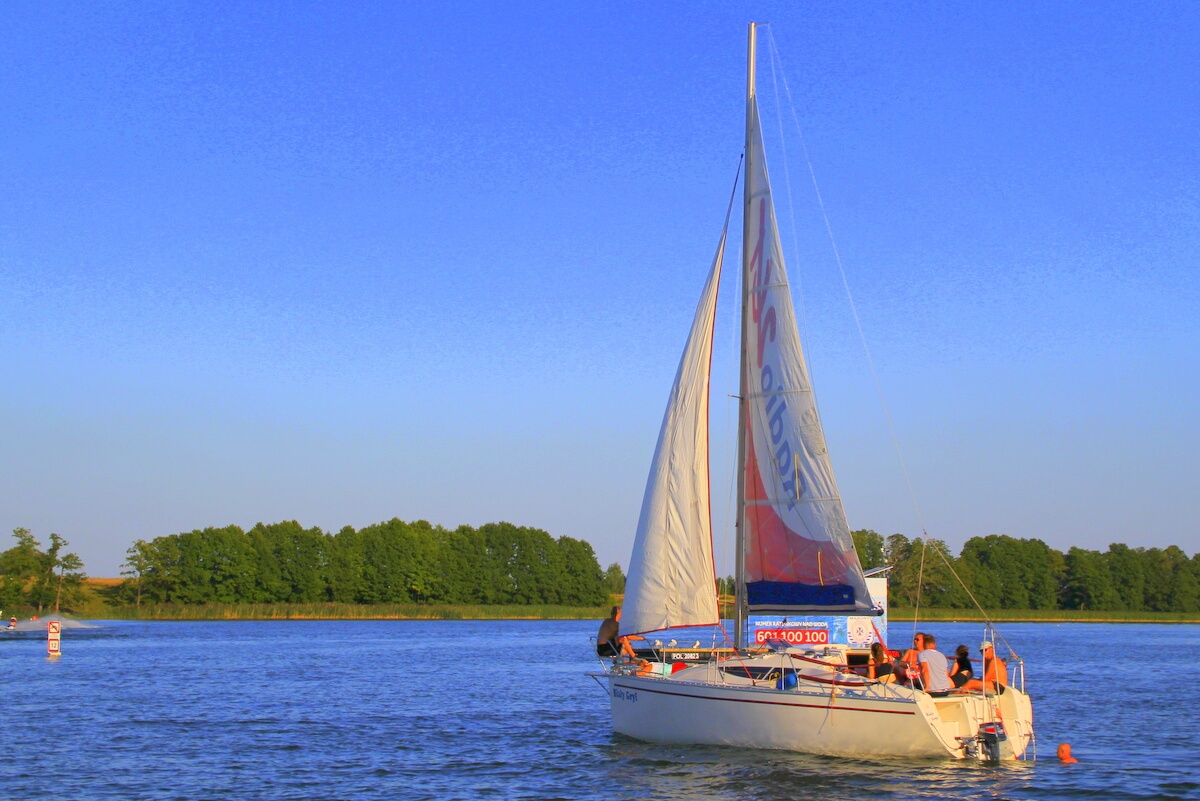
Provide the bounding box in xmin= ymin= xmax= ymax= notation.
xmin=64 ymin=580 xmax=1199 ymax=622
xmin=61 ymin=579 xmax=611 ymax=620
xmin=890 ymin=608 xmax=1200 ymax=623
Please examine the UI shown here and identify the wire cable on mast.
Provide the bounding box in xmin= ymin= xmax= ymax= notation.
xmin=764 ymin=26 xmax=927 ymax=538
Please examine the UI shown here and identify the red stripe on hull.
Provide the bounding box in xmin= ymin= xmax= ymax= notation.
xmin=613 ymin=681 xmax=918 ymax=716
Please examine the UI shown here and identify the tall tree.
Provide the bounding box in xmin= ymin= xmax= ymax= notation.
xmin=1062 ymin=547 xmax=1120 ymax=610
xmin=0 ymin=528 xmax=43 ymax=610
xmin=1106 ymin=543 xmax=1146 ymax=611
xmin=886 ymin=534 xmax=967 ymax=609
xmin=36 ymin=533 xmax=86 ymax=613
xmin=602 ymin=563 xmax=626 ymax=596
xmin=121 ymin=539 xmax=154 ymax=607
xmin=852 ymin=529 xmax=887 ymax=570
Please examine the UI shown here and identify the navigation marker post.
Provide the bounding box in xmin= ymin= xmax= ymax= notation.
xmin=47 ymin=620 xmax=61 ymax=658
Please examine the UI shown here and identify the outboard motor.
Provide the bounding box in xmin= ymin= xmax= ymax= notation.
xmin=977 ymin=721 xmax=1013 ymax=762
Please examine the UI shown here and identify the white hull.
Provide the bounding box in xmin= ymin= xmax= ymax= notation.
xmin=603 ymin=659 xmax=1034 ymax=760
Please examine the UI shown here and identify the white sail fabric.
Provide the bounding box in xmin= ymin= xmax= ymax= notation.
xmin=621 ymin=231 xmax=725 ymax=636
xmin=740 ymin=95 xmax=873 ymax=614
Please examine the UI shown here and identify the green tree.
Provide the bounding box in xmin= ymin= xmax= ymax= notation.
xmin=120 ymin=539 xmax=155 ymax=607
xmin=602 ymin=563 xmax=626 ymax=596
xmin=325 ymin=526 xmax=366 ymax=603
xmin=34 ymin=533 xmax=87 ymax=613
xmin=557 ymin=536 xmax=607 ymax=605
xmin=1144 ymin=546 xmax=1199 ymax=613
xmin=1165 ymin=546 xmax=1199 ymax=613
xmin=851 ymin=529 xmax=887 ymax=570
xmin=885 ymin=534 xmax=966 ymax=609
xmin=959 ymin=535 xmax=1062 ymax=610
xmin=1105 ymin=543 xmax=1146 ymax=611
xmin=0 ymin=528 xmax=43 ymax=610
xmin=1062 ymin=547 xmax=1120 ymax=610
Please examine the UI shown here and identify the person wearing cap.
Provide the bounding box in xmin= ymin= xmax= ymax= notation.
xmin=962 ymin=641 xmax=1007 ymax=693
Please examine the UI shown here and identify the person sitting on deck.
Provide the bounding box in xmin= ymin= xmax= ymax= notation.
xmin=949 ymin=644 xmax=974 ymax=689
xmin=918 ymin=633 xmax=952 ymax=696
xmin=596 ymin=605 xmax=637 ymax=659
xmin=961 ymin=641 xmax=1007 ymax=693
xmin=897 ymin=632 xmax=926 ymax=688
xmin=868 ymin=642 xmax=895 ymax=683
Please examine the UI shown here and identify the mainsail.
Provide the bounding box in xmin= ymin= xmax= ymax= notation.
xmin=739 ymin=92 xmax=874 ymax=615
xmin=621 ymin=230 xmax=726 ymax=636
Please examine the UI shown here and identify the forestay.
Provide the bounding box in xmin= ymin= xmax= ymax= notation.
xmin=621 ymin=229 xmax=726 ymax=636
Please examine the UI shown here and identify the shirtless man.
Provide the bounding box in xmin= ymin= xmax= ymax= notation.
xmin=898 ymin=632 xmax=925 ymax=687
xmin=962 ymin=641 xmax=1007 ymax=693
xmin=596 ymin=606 xmax=636 ymax=658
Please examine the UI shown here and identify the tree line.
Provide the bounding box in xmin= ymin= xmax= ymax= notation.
xmin=117 ymin=519 xmax=609 ymax=607
xmin=6 ymin=522 xmax=1195 ymax=615
xmin=0 ymin=528 xmax=88 ymax=614
xmin=851 ymin=530 xmax=1200 ymax=612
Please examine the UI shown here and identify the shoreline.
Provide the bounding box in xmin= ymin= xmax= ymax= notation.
xmin=78 ymin=607 xmax=1200 ymax=624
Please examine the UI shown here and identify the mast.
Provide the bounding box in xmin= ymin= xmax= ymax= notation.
xmin=733 ymin=21 xmax=756 ymax=651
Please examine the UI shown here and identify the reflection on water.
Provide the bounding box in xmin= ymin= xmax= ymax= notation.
xmin=0 ymin=619 xmax=1195 ymax=800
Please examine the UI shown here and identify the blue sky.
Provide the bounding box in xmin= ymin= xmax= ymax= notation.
xmin=3 ymin=2 xmax=1198 ymax=576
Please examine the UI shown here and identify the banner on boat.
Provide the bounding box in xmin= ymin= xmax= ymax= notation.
xmin=748 ymin=576 xmax=888 ymax=648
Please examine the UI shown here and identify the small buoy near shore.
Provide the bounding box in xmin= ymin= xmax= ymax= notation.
xmin=1057 ymin=743 xmax=1078 ymax=763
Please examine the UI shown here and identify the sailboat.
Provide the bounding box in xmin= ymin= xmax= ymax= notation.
xmin=594 ymin=23 xmax=1035 ymax=761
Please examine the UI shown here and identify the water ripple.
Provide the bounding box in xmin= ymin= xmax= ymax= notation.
xmin=0 ymin=620 xmax=1195 ymax=800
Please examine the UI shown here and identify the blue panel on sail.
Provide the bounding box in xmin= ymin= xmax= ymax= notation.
xmin=746 ymin=581 xmax=856 ymax=609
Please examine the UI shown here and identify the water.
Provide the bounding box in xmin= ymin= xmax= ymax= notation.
xmin=1 ymin=620 xmax=1196 ymax=800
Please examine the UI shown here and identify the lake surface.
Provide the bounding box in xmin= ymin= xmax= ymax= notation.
xmin=1 ymin=620 xmax=1196 ymax=800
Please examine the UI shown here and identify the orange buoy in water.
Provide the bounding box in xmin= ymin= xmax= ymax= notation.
xmin=1057 ymin=743 xmax=1079 ymax=763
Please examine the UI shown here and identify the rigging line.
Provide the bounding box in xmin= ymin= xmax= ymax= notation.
xmin=923 ymin=542 xmax=1022 ymax=662
xmin=765 ymin=26 xmax=811 ymax=368
xmin=913 ymin=535 xmax=927 ymax=650
xmin=765 ymin=26 xmax=927 ymax=537
xmin=722 ymin=157 xmax=745 ymax=606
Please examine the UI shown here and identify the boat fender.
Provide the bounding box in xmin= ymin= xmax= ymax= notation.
xmin=777 ymin=673 xmax=798 ymax=691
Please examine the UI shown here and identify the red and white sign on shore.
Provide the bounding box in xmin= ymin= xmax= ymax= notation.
xmin=47 ymin=620 xmax=61 ymax=657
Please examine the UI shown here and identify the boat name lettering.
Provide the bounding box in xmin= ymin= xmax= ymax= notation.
xmin=613 ymin=688 xmax=638 ymax=703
